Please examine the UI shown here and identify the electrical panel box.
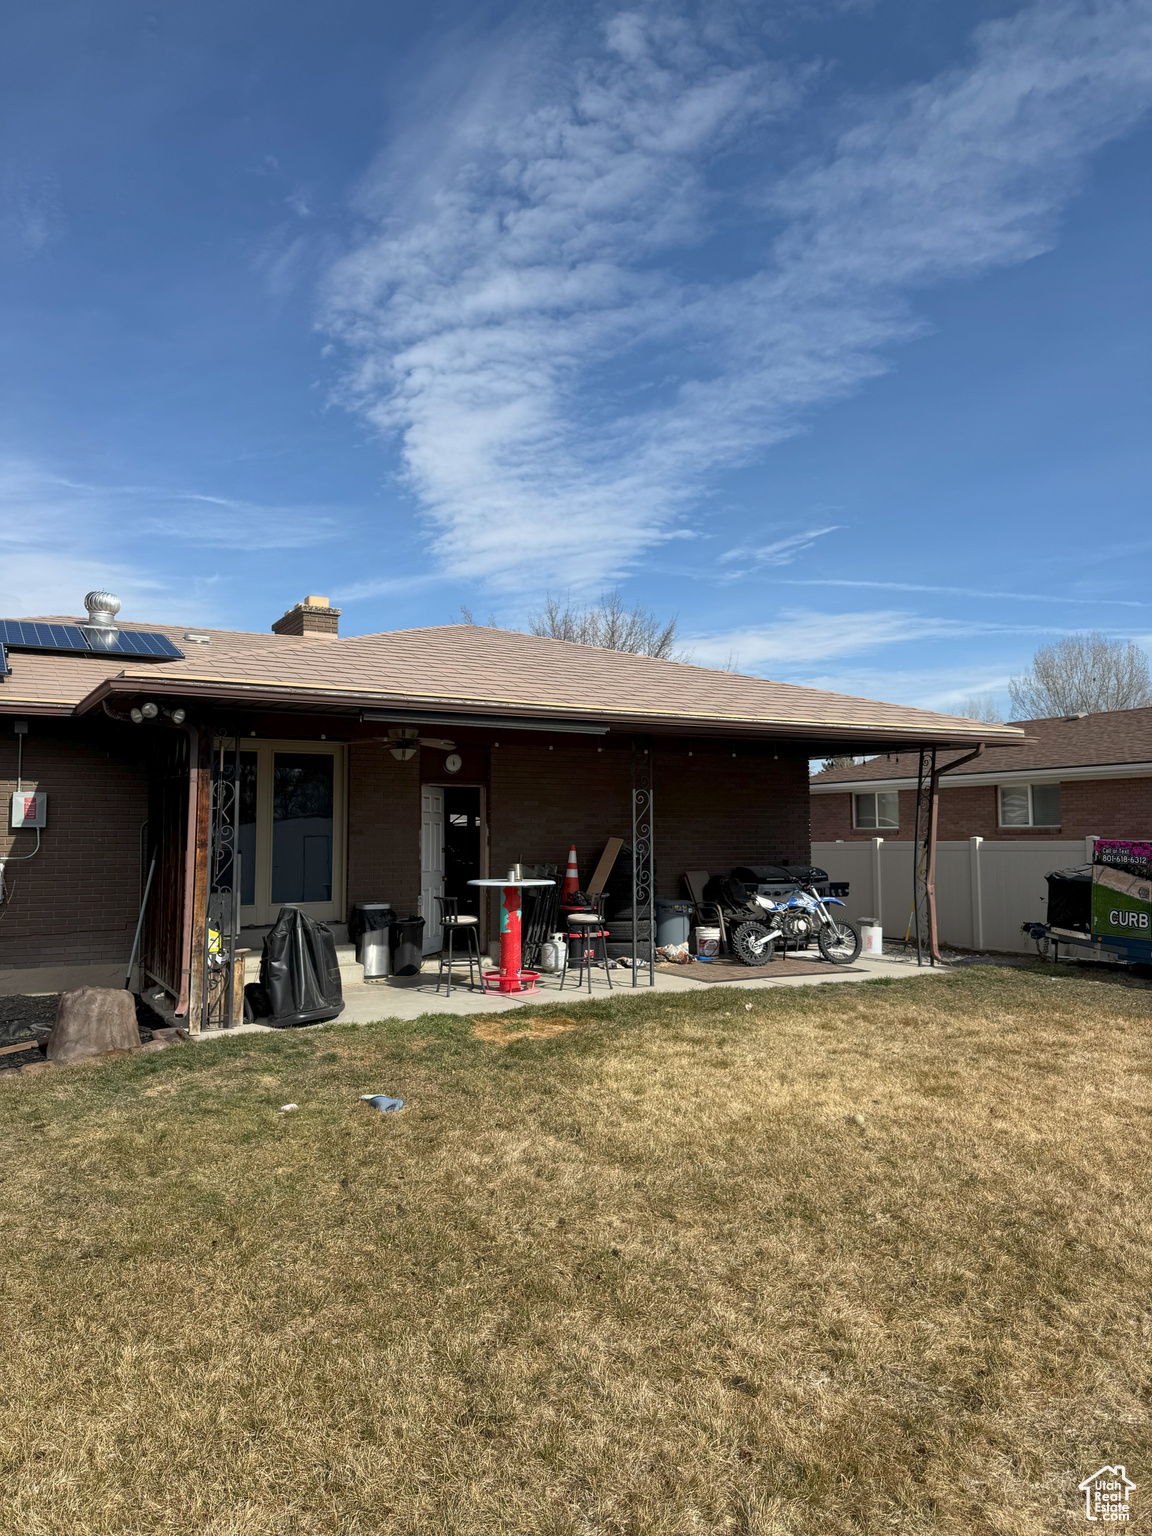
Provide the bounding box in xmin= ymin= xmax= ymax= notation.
xmin=10 ymin=791 xmax=46 ymax=829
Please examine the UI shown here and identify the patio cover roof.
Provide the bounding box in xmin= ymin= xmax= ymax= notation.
xmin=2 ymin=617 xmax=1027 ymax=753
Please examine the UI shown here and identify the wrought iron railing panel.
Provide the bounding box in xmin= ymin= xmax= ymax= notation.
xmin=201 ymin=733 xmax=242 ymax=1029
xmin=631 ymin=742 xmax=655 ymax=987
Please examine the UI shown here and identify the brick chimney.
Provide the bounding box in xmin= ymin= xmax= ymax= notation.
xmin=271 ymin=595 xmax=341 ymax=637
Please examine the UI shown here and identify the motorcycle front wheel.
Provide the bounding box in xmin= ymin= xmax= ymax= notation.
xmin=818 ymin=918 xmax=861 ymax=965
xmin=731 ymin=921 xmax=776 ymax=966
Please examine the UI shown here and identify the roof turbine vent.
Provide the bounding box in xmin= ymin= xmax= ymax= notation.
xmin=83 ymin=589 xmax=121 ymax=647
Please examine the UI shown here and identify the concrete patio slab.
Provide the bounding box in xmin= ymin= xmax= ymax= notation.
xmin=191 ymin=948 xmax=946 ymax=1040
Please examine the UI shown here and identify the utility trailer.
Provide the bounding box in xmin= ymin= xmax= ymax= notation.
xmin=1023 ymin=838 xmax=1152 ymax=968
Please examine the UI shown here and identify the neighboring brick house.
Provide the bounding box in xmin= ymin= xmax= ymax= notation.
xmin=809 ymin=708 xmax=1152 ymax=955
xmin=0 ymin=590 xmax=1026 ymax=1019
xmin=811 ymin=707 xmax=1152 ymax=843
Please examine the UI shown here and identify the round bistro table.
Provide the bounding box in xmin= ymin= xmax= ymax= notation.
xmin=468 ymin=878 xmax=555 ymax=994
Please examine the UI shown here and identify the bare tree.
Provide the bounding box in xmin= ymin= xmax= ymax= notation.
xmin=528 ymin=591 xmax=681 ymax=659
xmin=1009 ymin=633 xmax=1152 ymax=719
xmin=954 ymin=693 xmax=1003 ymax=722
xmin=817 ymin=755 xmax=863 ymax=773
xmin=454 ymin=605 xmax=497 ymax=627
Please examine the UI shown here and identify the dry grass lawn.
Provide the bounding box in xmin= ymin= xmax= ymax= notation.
xmin=1 ymin=966 xmax=1150 ymax=1535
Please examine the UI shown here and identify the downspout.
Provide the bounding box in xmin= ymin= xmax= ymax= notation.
xmin=925 ymin=742 xmax=986 ymax=962
xmin=175 ymin=723 xmax=200 ymax=1017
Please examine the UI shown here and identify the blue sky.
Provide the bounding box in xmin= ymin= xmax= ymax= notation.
xmin=2 ymin=0 xmax=1150 ymax=713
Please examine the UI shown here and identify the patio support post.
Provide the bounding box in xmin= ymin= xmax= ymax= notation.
xmin=913 ymin=741 xmax=986 ymax=966
xmin=912 ymin=748 xmax=938 ymax=966
xmin=631 ymin=741 xmax=655 ymax=987
xmin=176 ymin=724 xmax=201 ymax=1019
xmin=186 ymin=729 xmax=213 ymax=1028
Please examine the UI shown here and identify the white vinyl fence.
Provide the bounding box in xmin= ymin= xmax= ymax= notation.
xmin=812 ymin=837 xmax=1100 ymax=954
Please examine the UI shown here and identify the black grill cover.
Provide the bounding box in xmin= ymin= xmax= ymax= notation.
xmin=1045 ymin=865 xmax=1092 ymax=932
xmin=260 ymin=907 xmax=345 ymax=1028
xmin=732 ymin=865 xmax=794 ymax=885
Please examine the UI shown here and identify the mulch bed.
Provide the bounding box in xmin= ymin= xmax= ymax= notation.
xmin=657 ymin=957 xmax=863 ymax=983
xmin=0 ymin=992 xmax=172 ymax=1071
xmin=0 ymin=994 xmax=59 ymax=1071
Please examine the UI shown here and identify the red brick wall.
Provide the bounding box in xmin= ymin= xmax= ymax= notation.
xmin=345 ymin=743 xmax=421 ymax=918
xmin=0 ymin=727 xmax=149 ymax=971
xmin=811 ymin=776 xmax=1152 ymax=843
xmin=654 ymin=745 xmax=810 ymax=886
xmin=488 ymin=740 xmax=810 ymax=897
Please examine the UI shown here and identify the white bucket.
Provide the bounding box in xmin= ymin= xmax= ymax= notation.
xmin=694 ymin=925 xmax=721 ymax=958
xmin=859 ymin=921 xmax=883 ymax=957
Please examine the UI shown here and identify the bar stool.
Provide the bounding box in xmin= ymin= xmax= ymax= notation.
xmin=434 ymin=895 xmax=483 ymax=995
xmin=560 ymin=902 xmax=613 ymax=994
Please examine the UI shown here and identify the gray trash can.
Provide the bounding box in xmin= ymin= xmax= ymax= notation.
xmin=362 ymin=928 xmax=391 ymax=979
xmin=656 ymin=899 xmax=695 ymax=947
xmin=352 ymin=903 xmax=394 ymax=979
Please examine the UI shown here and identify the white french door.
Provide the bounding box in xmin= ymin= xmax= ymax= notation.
xmin=420 ymin=786 xmax=445 ymax=952
xmin=220 ymin=738 xmax=346 ymax=929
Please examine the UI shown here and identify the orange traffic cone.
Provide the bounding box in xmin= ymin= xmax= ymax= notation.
xmin=562 ymin=844 xmax=580 ymax=903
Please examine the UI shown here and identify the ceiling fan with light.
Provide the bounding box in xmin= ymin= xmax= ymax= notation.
xmin=377 ymin=726 xmax=457 ymax=761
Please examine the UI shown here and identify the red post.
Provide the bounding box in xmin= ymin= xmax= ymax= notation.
xmin=499 ymin=884 xmax=522 ymax=994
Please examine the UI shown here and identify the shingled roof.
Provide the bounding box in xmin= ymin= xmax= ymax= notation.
xmin=811 ymin=706 xmax=1152 ymax=785
xmin=0 ymin=614 xmax=1029 ymax=751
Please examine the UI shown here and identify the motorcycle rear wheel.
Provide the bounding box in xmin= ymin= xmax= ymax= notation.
xmin=732 ymin=922 xmax=777 ymax=966
xmin=818 ymin=918 xmax=861 ymax=965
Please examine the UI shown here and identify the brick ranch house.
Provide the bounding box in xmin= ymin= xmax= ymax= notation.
xmin=0 ymin=593 xmax=1026 ymax=1022
xmin=810 ymin=706 xmax=1152 ymax=953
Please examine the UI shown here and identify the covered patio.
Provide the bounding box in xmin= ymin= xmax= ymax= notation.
xmin=0 ymin=596 xmax=1028 ymax=1023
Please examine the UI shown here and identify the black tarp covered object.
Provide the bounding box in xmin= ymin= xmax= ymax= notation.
xmin=260 ymin=907 xmax=345 ymax=1027
xmin=1045 ymin=864 xmax=1092 ymax=932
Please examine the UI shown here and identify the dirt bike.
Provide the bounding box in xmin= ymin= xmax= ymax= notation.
xmin=731 ymin=884 xmax=861 ymax=966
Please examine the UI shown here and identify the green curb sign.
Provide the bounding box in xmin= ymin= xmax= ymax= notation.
xmin=1092 ymin=840 xmax=1152 ymax=941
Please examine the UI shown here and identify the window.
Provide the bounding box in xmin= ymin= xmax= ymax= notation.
xmin=271 ymin=752 xmax=335 ymax=903
xmin=215 ymin=737 xmax=345 ymax=924
xmin=853 ymin=791 xmax=899 ymax=830
xmin=998 ymin=782 xmax=1061 ymax=827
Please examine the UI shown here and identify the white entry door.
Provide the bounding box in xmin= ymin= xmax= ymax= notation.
xmin=420 ymin=786 xmax=445 ymax=952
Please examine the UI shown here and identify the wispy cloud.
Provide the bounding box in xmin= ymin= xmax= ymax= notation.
xmin=322 ymin=0 xmax=1152 ymax=592
xmin=0 ymin=459 xmax=347 ymax=620
xmin=718 ymin=526 xmax=840 ymax=571
xmin=1 ymin=166 xmax=66 ymax=256
xmin=685 ymin=608 xmax=1071 ymax=670
xmin=0 ymin=461 xmax=339 ymax=552
xmin=784 ymin=578 xmax=1152 ymax=607
xmin=331 ymin=572 xmax=444 ymax=603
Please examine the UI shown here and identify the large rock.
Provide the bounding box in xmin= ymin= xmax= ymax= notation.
xmin=48 ymin=988 xmax=139 ymax=1063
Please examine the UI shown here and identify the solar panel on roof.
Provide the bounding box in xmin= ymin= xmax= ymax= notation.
xmin=0 ymin=620 xmax=89 ymax=651
xmin=102 ymin=630 xmax=184 ymax=659
xmin=0 ymin=620 xmax=183 ymax=662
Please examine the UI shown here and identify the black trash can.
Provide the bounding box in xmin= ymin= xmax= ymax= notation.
xmin=389 ymin=916 xmax=425 ymax=976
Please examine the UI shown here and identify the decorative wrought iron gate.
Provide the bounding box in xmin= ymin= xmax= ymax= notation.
xmin=631 ymin=741 xmax=655 ymax=987
xmin=201 ymin=733 xmax=243 ymax=1029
